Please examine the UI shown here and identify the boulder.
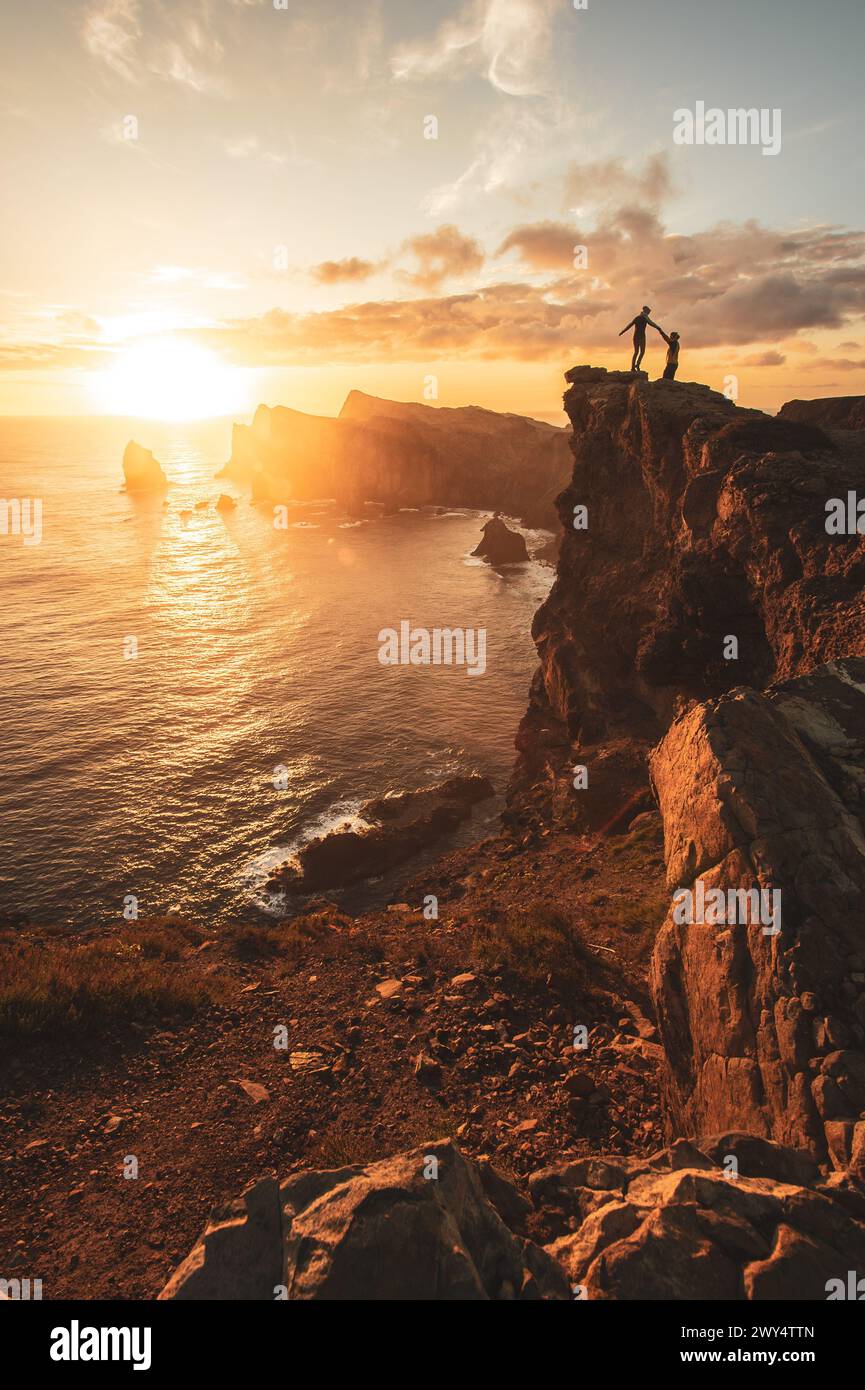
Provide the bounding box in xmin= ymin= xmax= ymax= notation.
xmin=539 ymin=1142 xmax=865 ymax=1301
xmin=122 ymin=440 xmax=168 ymax=492
xmin=471 ymin=515 xmax=528 ymax=565
xmin=160 ymin=1141 xmax=569 ymax=1301
xmin=216 ymin=494 xmax=237 ymax=512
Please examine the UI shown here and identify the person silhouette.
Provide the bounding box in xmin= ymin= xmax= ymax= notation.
xmin=660 ymin=330 xmax=680 ymax=380
xmin=619 ymin=305 xmax=664 ymax=372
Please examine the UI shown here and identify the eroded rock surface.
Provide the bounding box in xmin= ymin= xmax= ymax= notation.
xmin=508 ymin=368 xmax=865 ymax=833
xmin=540 ymin=1134 xmax=865 ymax=1300
xmin=650 ymin=659 xmax=865 ymax=1159
xmin=161 ymin=1140 xmax=569 ymax=1300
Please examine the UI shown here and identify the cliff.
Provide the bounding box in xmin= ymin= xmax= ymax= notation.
xmin=779 ymin=395 xmax=865 ymax=431
xmin=507 ymin=367 xmax=865 ymax=834
xmin=221 ymin=392 xmax=572 ymax=527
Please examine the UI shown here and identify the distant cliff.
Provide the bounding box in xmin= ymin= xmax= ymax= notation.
xmin=220 ymin=391 xmax=572 ymax=528
xmin=779 ymin=394 xmax=865 ymax=431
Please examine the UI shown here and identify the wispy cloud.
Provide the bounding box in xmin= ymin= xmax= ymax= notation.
xmin=82 ymin=0 xmax=224 ymax=90
xmin=392 ymin=0 xmax=559 ymax=97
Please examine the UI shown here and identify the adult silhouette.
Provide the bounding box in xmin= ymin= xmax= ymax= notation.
xmin=619 ymin=305 xmax=664 ymax=372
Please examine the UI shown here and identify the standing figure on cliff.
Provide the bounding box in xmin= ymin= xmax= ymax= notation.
xmin=619 ymin=305 xmax=664 ymax=373
xmin=660 ymin=330 xmax=681 ymax=380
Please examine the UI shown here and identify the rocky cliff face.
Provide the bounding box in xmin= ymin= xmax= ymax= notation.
xmin=508 ymin=368 xmax=865 ymax=834
xmin=651 ymin=660 xmax=865 ymax=1160
xmin=221 ymin=392 xmax=572 ymax=528
xmin=511 ymin=369 xmax=865 ymax=1161
xmin=779 ymin=395 xmax=865 ymax=432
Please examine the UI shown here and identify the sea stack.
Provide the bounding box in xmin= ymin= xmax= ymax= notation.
xmin=472 ymin=515 xmax=528 ymax=565
xmin=122 ymin=440 xmax=168 ymax=493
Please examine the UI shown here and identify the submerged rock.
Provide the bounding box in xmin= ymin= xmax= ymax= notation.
xmin=122 ymin=440 xmax=168 ymax=492
xmin=472 ymin=515 xmax=528 ymax=565
xmin=267 ymin=774 xmax=494 ymax=893
xmin=216 ymin=494 xmax=237 ymax=512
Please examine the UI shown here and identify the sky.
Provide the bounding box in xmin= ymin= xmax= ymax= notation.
xmin=1 ymin=0 xmax=864 ymax=419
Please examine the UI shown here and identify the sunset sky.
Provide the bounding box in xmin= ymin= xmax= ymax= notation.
xmin=2 ymin=0 xmax=864 ymax=420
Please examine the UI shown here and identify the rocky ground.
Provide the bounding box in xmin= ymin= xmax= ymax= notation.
xmin=0 ymin=813 xmax=667 ymax=1300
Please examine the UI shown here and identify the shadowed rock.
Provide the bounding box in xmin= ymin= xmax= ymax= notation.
xmin=160 ymin=1140 xmax=569 ymax=1301
xmin=541 ymin=1138 xmax=865 ymax=1301
xmin=266 ymin=774 xmax=494 ymax=893
xmin=472 ymin=515 xmax=529 ymax=565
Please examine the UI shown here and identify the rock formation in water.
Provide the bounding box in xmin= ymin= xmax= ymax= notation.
xmin=471 ymin=515 xmax=529 ymax=565
xmin=266 ymin=774 xmax=494 ymax=894
xmin=220 ymin=392 xmax=571 ymax=528
xmin=122 ymin=440 xmax=168 ymax=492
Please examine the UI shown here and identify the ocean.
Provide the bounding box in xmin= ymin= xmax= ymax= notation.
xmin=0 ymin=415 xmax=553 ymax=928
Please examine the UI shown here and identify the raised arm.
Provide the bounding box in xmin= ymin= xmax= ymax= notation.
xmin=619 ymin=318 xmax=636 ymax=335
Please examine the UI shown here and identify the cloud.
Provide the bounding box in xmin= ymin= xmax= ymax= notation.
xmin=391 ymin=0 xmax=559 ymax=97
xmin=398 ymin=225 xmax=485 ymax=291
xmin=82 ymin=0 xmax=224 ymax=90
xmin=804 ymin=356 xmax=865 ymax=371
xmin=312 ymin=258 xmax=380 ymax=285
xmin=497 ymin=221 xmax=577 ymax=270
xmin=564 ymin=153 xmax=675 ymax=213
xmin=741 ymin=351 xmax=786 ymax=366
xmin=10 ymin=198 xmax=865 ymax=381
xmin=82 ymin=0 xmax=141 ymax=80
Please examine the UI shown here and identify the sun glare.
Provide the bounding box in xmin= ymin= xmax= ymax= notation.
xmin=94 ymin=338 xmax=249 ymax=420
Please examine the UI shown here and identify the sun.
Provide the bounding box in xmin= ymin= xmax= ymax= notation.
xmin=94 ymin=337 xmax=249 ymax=420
